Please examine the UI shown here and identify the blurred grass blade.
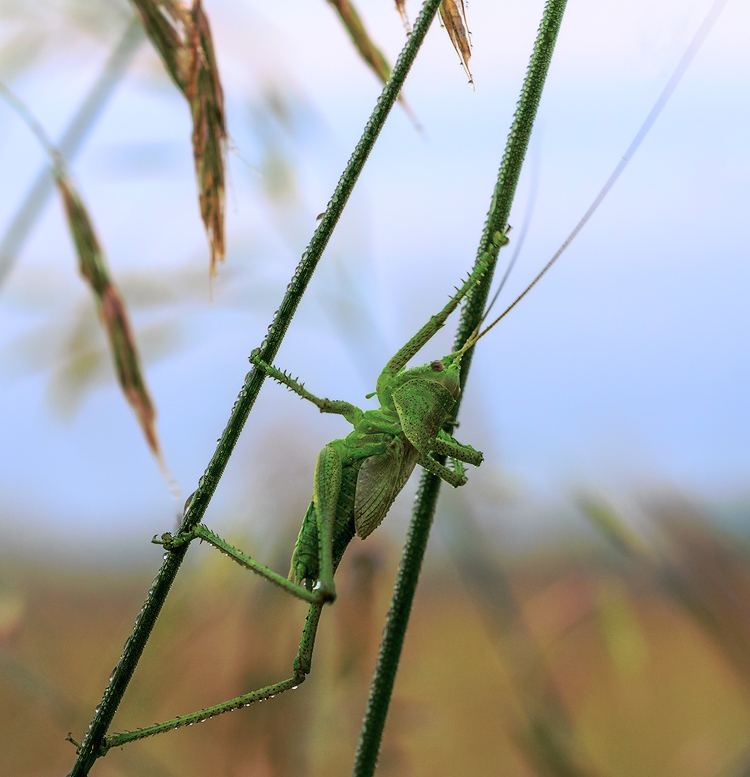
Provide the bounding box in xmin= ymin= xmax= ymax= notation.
xmin=0 ymin=82 xmax=165 ymax=466
xmin=55 ymin=172 xmax=164 ymax=465
xmin=578 ymin=495 xmax=656 ymax=563
xmin=441 ymin=498 xmax=606 ymax=777
xmin=327 ymin=0 xmax=418 ymax=125
xmin=394 ymin=0 xmax=411 ymax=32
xmin=439 ymin=0 xmax=473 ymax=86
xmin=0 ymin=16 xmax=144 ymax=292
xmin=583 ymin=493 xmax=750 ymax=691
xmin=129 ymin=0 xmax=186 ymax=86
xmin=328 ymin=0 xmax=391 ymax=84
xmin=131 ymin=0 xmax=226 ymax=274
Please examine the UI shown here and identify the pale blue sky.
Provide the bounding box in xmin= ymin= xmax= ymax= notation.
xmin=0 ymin=0 xmax=748 ymax=559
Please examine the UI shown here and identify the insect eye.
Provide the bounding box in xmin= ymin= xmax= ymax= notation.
xmin=430 ymin=360 xmax=444 ymax=372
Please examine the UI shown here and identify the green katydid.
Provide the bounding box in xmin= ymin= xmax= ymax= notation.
xmin=110 ymin=236 xmax=507 ymax=746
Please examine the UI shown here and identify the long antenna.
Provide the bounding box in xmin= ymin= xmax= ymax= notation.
xmin=473 ymin=0 xmax=729 ymax=347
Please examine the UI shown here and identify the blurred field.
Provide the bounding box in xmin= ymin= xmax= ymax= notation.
xmin=3 ymin=496 xmax=750 ymax=777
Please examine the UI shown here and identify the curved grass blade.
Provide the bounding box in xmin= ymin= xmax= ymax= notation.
xmin=55 ymin=175 xmax=165 ymax=466
xmin=0 ymin=16 xmax=144 ymax=292
xmin=327 ymin=0 xmax=418 ymax=125
xmin=0 ymin=83 xmax=169 ymax=474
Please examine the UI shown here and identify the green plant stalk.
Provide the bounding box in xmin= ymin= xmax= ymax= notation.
xmin=352 ymin=2 xmax=568 ymax=775
xmin=456 ymin=0 xmax=569 ymax=373
xmin=67 ymin=2 xmax=445 ymax=774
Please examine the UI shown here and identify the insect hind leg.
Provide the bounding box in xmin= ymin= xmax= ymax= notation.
xmin=310 ymin=444 xmax=345 ymax=603
xmin=162 ymin=523 xmax=330 ymax=605
xmin=102 ymin=603 xmax=324 ymax=749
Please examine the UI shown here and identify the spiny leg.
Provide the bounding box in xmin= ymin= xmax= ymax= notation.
xmin=166 ymin=524 xmax=329 ymax=605
xmin=250 ymin=352 xmax=363 ymax=425
xmin=432 ymin=430 xmax=483 ymax=466
xmin=418 ymin=433 xmax=483 ymax=486
xmin=164 ymin=441 xmax=388 ymax=606
xmin=108 ymin=452 xmax=360 ymax=749
xmin=101 ymin=604 xmax=324 ymax=751
xmin=376 ymin=251 xmax=495 ymax=392
xmin=417 ymin=451 xmax=467 ymax=487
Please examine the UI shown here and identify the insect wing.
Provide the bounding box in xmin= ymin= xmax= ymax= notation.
xmin=392 ymin=379 xmax=455 ymax=454
xmin=355 ymin=436 xmax=418 ymax=539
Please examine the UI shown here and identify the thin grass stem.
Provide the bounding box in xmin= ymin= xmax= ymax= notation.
xmin=68 ymin=2 xmax=444 ymax=773
xmin=352 ymin=3 xmax=568 ymax=775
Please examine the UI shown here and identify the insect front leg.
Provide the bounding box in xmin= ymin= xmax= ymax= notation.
xmin=416 ymin=451 xmax=467 ymax=487
xmin=411 ymin=430 xmax=483 ymax=488
xmin=432 ymin=428 xmax=483 ymax=466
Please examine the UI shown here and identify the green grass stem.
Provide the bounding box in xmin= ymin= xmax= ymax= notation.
xmin=67 ymin=2 xmax=444 ymax=773
xmin=352 ymin=3 xmax=569 ymax=775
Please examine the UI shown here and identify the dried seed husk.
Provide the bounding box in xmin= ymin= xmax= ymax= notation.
xmin=132 ymin=0 xmax=226 ymax=274
xmin=439 ymin=0 xmax=473 ymax=86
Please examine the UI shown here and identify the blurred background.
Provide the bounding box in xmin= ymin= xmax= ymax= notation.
xmin=0 ymin=0 xmax=749 ymax=775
